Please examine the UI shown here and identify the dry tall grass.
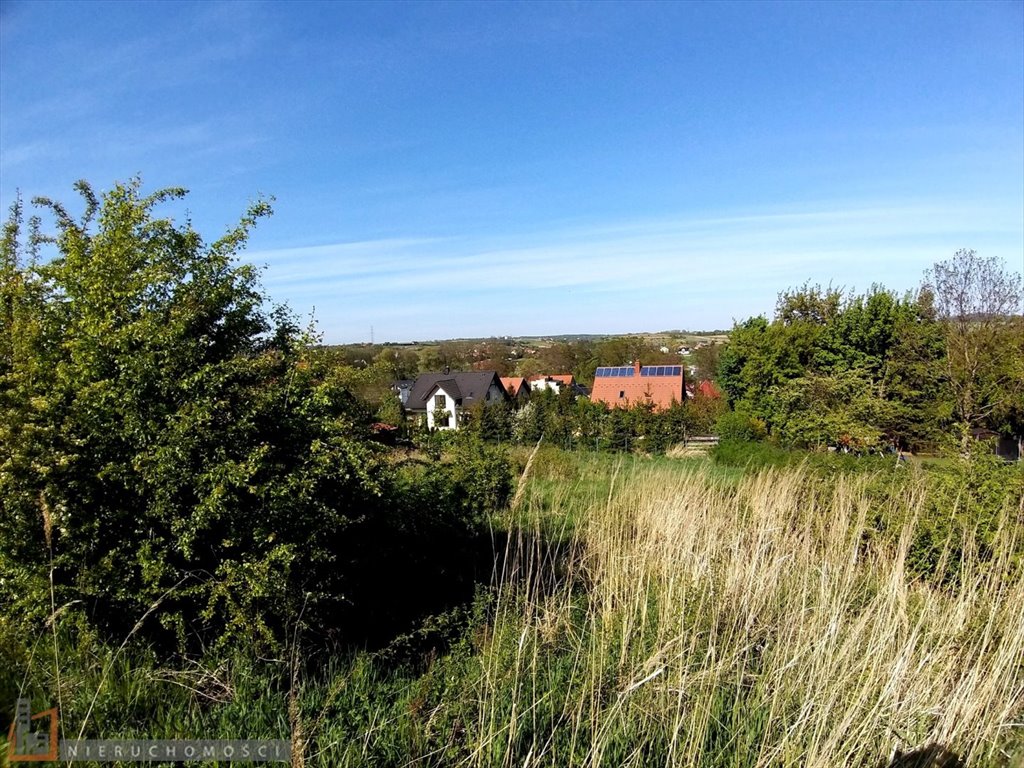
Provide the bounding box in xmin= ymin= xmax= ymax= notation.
xmin=474 ymin=466 xmax=1024 ymax=767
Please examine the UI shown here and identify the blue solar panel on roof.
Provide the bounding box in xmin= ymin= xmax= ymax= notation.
xmin=634 ymin=365 xmax=685 ymax=376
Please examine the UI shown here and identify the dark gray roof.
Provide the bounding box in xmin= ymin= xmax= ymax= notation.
xmin=405 ymin=371 xmax=506 ymax=411
xmin=434 ymin=378 xmax=462 ymax=400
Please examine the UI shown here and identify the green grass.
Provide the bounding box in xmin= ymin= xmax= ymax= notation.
xmin=502 ymin=446 xmax=743 ymax=541
xmin=4 ymin=448 xmax=1021 ymax=767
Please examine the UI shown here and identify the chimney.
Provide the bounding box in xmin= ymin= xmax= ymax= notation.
xmin=634 ymin=360 xmax=642 ymax=376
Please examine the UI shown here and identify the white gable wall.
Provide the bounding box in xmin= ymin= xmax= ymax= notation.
xmin=426 ymin=384 xmax=459 ymax=430
xmin=425 ymin=380 xmax=506 ymax=431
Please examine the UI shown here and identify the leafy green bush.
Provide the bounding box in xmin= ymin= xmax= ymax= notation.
xmin=715 ymin=409 xmax=768 ymax=441
xmin=0 ymin=180 xmax=511 ymax=656
xmin=909 ymin=453 xmax=1023 ymax=583
xmin=711 ymin=438 xmax=793 ymax=469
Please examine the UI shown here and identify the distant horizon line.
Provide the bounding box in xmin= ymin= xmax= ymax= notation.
xmin=319 ymin=329 xmax=733 ymax=346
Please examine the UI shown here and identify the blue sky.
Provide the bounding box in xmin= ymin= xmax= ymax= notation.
xmin=1 ymin=0 xmax=1021 ymax=342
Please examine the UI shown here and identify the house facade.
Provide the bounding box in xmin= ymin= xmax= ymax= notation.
xmin=527 ymin=374 xmax=580 ymax=394
xmin=589 ymin=361 xmax=686 ymax=410
xmin=500 ymin=376 xmax=530 ymax=403
xmin=405 ymin=371 xmax=508 ymax=430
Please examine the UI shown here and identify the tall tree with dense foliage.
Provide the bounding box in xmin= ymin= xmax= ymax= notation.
xmin=718 ymin=282 xmax=949 ymax=450
xmin=924 ymin=249 xmax=1023 ymax=449
xmin=0 ymin=180 xmax=390 ymax=650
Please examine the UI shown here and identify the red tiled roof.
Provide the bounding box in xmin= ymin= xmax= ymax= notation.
xmin=695 ymin=380 xmax=722 ymax=399
xmin=500 ymin=376 xmax=528 ymax=397
xmin=590 ymin=361 xmax=684 ymax=411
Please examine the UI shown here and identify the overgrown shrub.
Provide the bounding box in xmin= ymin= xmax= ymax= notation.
xmin=0 ymin=180 xmax=512 ymax=657
xmin=711 ymin=438 xmax=793 ymax=469
xmin=905 ymin=453 xmax=1023 ymax=583
xmin=715 ymin=409 xmax=768 ymax=441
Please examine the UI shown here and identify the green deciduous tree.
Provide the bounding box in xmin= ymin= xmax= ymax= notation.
xmin=717 ymin=315 xmax=822 ymax=423
xmin=767 ymin=369 xmax=892 ymax=451
xmin=924 ymin=249 xmax=1024 ymax=449
xmin=691 ymin=342 xmax=722 ymax=382
xmin=719 ymin=283 xmax=949 ymax=450
xmin=0 ymin=180 xmax=387 ymax=651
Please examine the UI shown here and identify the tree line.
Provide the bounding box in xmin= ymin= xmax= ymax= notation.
xmin=718 ymin=252 xmax=1023 ymax=454
xmin=319 ymin=333 xmax=721 ymax=390
xmin=432 ymin=386 xmax=726 ymax=454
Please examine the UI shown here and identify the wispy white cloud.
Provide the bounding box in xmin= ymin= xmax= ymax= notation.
xmin=251 ymin=198 xmax=1020 ymax=342
xmin=0 ymin=139 xmax=66 ymax=172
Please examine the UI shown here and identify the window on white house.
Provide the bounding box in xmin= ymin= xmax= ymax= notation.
xmin=433 ymin=393 xmax=450 ymax=428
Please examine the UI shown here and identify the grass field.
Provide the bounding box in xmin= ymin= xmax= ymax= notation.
xmin=4 ymin=450 xmax=1022 ymax=767
xmin=469 ymin=460 xmax=1023 ymax=767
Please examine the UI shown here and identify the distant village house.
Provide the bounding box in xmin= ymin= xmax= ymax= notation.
xmin=526 ymin=374 xmax=584 ymax=395
xmin=589 ymin=362 xmax=686 ymax=411
xmin=499 ymin=376 xmax=530 ymax=402
xmin=405 ymin=371 xmax=508 ymax=430
xmin=687 ymin=379 xmax=723 ymax=400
